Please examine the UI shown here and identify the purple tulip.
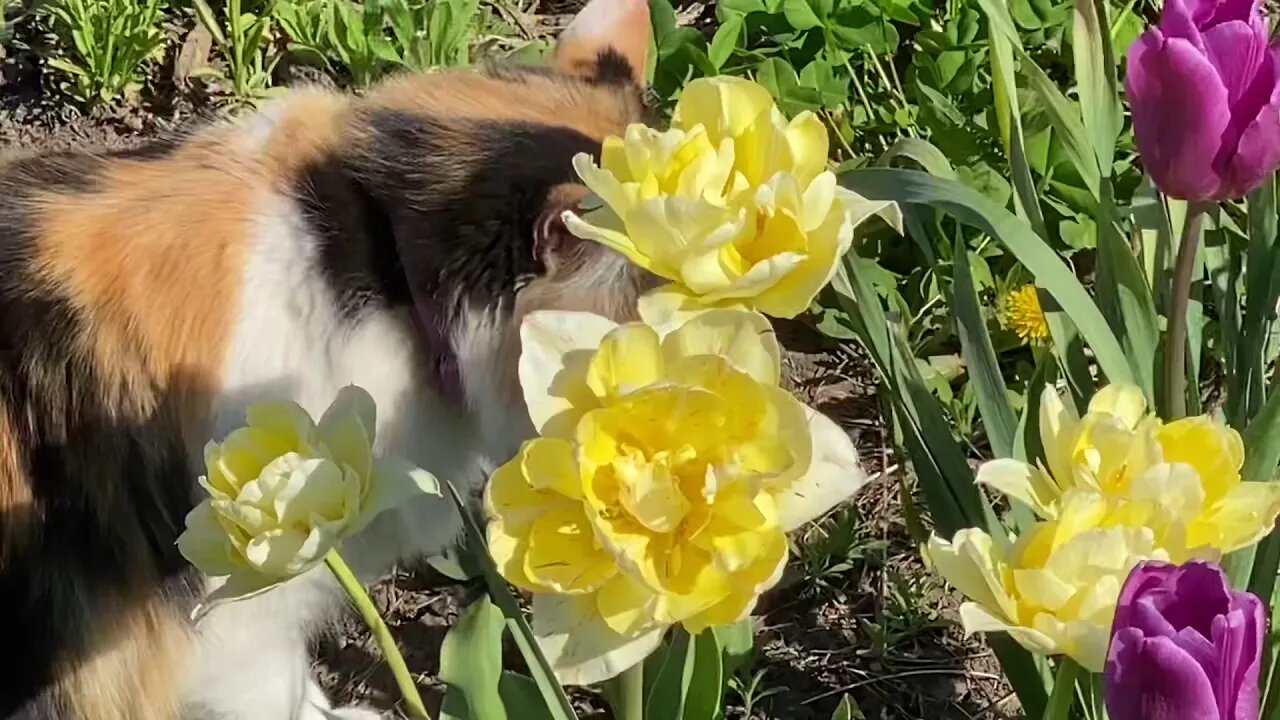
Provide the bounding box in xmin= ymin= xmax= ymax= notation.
xmin=1126 ymin=0 xmax=1280 ymax=200
xmin=1104 ymin=560 xmax=1265 ymax=720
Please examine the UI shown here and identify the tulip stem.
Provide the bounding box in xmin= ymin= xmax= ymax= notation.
xmin=1165 ymin=201 xmax=1211 ymax=420
xmin=325 ymin=550 xmax=432 ymax=720
xmin=620 ymin=662 xmax=645 ymax=720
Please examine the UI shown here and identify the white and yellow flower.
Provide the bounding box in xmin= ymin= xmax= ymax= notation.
xmin=927 ymin=382 xmax=1280 ymax=670
xmin=178 ymin=387 xmax=440 ymax=603
xmin=486 ymin=305 xmax=867 ymax=685
xmin=564 ymin=75 xmax=900 ymax=321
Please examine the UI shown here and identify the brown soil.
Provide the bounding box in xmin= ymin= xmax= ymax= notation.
xmin=0 ymin=23 xmax=1016 ymax=720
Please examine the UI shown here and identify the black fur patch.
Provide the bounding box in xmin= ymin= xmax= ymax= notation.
xmin=0 ymin=154 xmax=198 ymax=717
xmin=300 ymin=110 xmax=603 ymax=319
xmin=591 ymin=48 xmax=641 ymax=86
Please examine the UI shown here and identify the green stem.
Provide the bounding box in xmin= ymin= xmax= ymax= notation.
xmin=620 ymin=661 xmax=645 ymax=720
xmin=324 ymin=550 xmax=432 ymax=720
xmin=1165 ymin=202 xmax=1210 ymax=419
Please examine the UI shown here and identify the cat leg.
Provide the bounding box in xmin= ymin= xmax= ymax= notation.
xmin=182 ymin=572 xmax=337 ymax=720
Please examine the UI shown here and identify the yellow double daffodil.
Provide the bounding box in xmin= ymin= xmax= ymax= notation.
xmin=925 ymin=383 xmax=1280 ymax=671
xmin=486 ymin=306 xmax=867 ymax=685
xmin=564 ymin=76 xmax=899 ymax=321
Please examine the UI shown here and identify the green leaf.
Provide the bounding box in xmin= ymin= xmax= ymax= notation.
xmin=841 ymin=168 xmax=1132 ymax=386
xmin=1040 ymin=659 xmax=1082 ymax=720
xmin=683 ymin=632 xmax=724 ymax=720
xmin=783 ymin=0 xmax=824 ymax=29
xmin=972 ymin=0 xmax=1101 ymax=196
xmin=1071 ymin=0 xmax=1122 ymax=173
xmin=440 ymin=597 xmax=508 ymax=720
xmin=831 ymin=695 xmax=865 ymax=720
xmin=441 ymin=481 xmax=579 ymax=720
xmin=712 ymin=619 xmax=753 ymax=678
xmin=950 ymin=235 xmax=1017 ymax=458
xmin=1096 ymin=195 xmax=1160 ymax=401
xmin=1233 ymin=176 xmax=1280 ymax=428
xmin=876 ymin=137 xmax=956 ymax=179
xmin=645 ymin=629 xmax=693 ymax=718
xmin=1230 ymin=389 xmax=1280 ymax=594
xmin=831 ymin=255 xmax=989 ymax=536
xmin=192 ymin=0 xmax=227 ymax=46
xmin=708 ymin=13 xmax=742 ymax=70
xmin=986 ymin=1 xmax=1047 ymax=238
xmin=498 ymin=673 xmax=557 ymax=720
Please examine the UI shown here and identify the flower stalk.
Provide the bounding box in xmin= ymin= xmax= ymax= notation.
xmin=1164 ymin=202 xmax=1210 ymax=419
xmin=325 ymin=550 xmax=432 ymax=720
xmin=619 ymin=662 xmax=645 ymax=720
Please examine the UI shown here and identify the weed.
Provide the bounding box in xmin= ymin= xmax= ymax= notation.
xmin=40 ymin=0 xmax=168 ymax=104
xmin=193 ymin=0 xmax=285 ymax=103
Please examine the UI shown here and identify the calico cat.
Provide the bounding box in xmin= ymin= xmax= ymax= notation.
xmin=0 ymin=0 xmax=655 ymax=717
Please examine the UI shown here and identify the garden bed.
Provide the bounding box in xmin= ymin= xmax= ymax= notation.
xmin=0 ymin=1 xmax=1014 ymax=717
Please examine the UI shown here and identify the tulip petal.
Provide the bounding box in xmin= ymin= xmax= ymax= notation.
xmin=245 ymin=401 xmax=317 ymax=453
xmin=1105 ymin=628 xmax=1221 ymax=720
xmin=519 ymin=310 xmax=619 ymax=436
xmin=1226 ymin=54 xmax=1280 ymax=199
xmin=702 ymin=252 xmax=806 ymax=307
xmin=774 ymin=406 xmax=866 ymax=531
xmin=1127 ymin=34 xmax=1232 ymax=200
xmin=316 ymin=385 xmax=376 ymax=480
xmin=531 ymin=592 xmax=666 ymax=686
xmin=783 ymin=111 xmax=829 ymax=185
xmin=1214 ymin=597 xmax=1265 ymax=720
xmin=1201 ymin=20 xmax=1267 ymax=106
xmin=178 ymin=502 xmax=243 ymax=577
xmin=201 ymin=570 xmax=282 ymax=608
xmin=661 ymin=308 xmax=781 ymax=384
xmin=977 ymin=458 xmax=1062 ymax=518
xmin=351 ymin=457 xmax=441 ymax=533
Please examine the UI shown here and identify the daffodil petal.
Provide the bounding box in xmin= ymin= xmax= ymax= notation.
xmin=774 ymin=406 xmax=866 ymax=531
xmin=661 ymin=307 xmax=781 ymax=384
xmin=924 ymin=529 xmax=1017 ymax=620
xmin=586 ymin=323 xmax=664 ymax=399
xmin=637 ymin=285 xmax=713 ymax=331
xmin=519 ymin=310 xmax=619 ymax=436
xmin=532 ymin=592 xmax=667 ymax=686
xmin=1086 ymin=384 xmax=1147 ymax=429
xmin=976 ymin=458 xmax=1062 ymax=519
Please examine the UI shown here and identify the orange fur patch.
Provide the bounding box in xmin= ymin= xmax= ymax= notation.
xmin=0 ymin=399 xmax=32 ymax=564
xmin=61 ymin=593 xmax=190 ymax=720
xmin=30 ymin=130 xmax=268 ymax=441
xmin=363 ymin=69 xmax=640 ymax=147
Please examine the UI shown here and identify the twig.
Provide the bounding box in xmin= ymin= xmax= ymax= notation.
xmin=800 ymin=668 xmax=1004 ymax=706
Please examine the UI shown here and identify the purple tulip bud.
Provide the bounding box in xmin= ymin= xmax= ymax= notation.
xmin=1126 ymin=0 xmax=1280 ymax=200
xmin=1104 ymin=560 xmax=1266 ymax=720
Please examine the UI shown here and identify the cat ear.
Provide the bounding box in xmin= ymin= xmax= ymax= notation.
xmin=534 ymin=184 xmax=593 ymax=274
xmin=554 ymin=0 xmax=651 ymax=85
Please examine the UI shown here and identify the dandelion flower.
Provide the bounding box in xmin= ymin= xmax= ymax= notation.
xmin=1004 ymin=284 xmax=1051 ymax=345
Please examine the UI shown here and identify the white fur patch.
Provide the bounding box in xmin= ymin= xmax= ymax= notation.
xmin=187 ymin=191 xmax=511 ymax=719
